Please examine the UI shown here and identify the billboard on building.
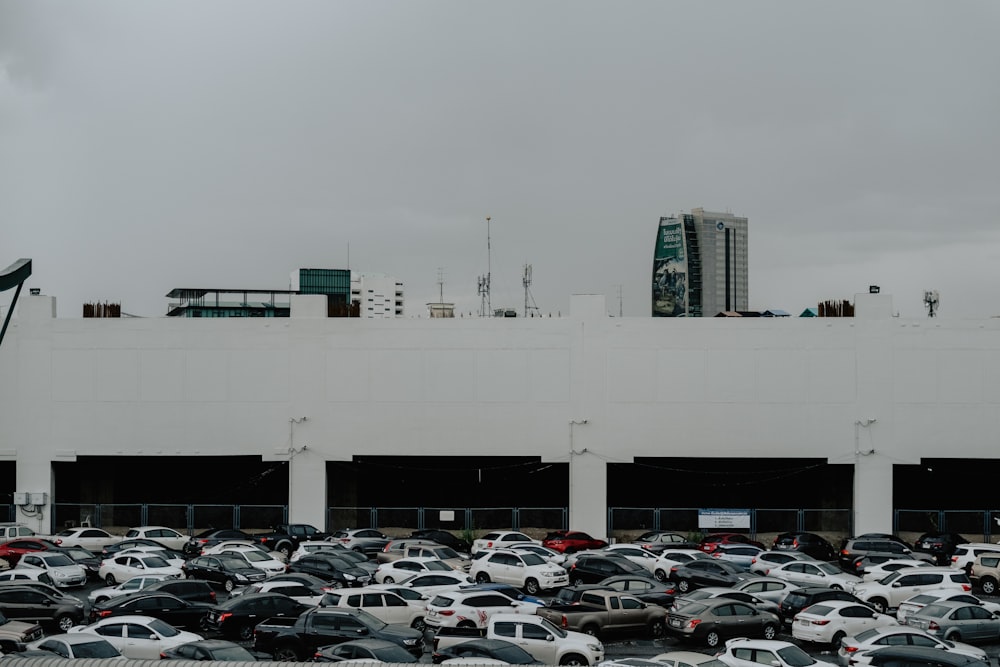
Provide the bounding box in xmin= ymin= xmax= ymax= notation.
xmin=652 ymin=217 xmax=688 ymax=317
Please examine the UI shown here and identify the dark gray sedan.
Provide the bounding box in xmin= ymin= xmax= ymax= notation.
xmin=904 ymin=600 xmax=1000 ymax=644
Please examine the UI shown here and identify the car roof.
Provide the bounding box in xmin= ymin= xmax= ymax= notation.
xmin=866 ymin=645 xmax=983 ymax=664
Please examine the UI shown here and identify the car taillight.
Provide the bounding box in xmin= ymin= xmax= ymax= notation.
xmin=98 ymin=610 xmax=112 ymax=618
xmin=382 ymin=544 xmax=390 ymax=552
xmin=439 ymin=610 xmax=454 ymax=616
xmin=712 ymin=552 xmax=721 ymax=558
xmin=209 ymin=591 xmax=217 ymax=601
xmin=841 ymin=549 xmax=849 ymax=555
xmin=340 ymin=538 xmax=350 ymax=544
xmin=570 ymin=564 xmax=576 ymax=571
xmin=962 ymin=584 xmax=971 ymax=591
xmin=160 ymin=653 xmax=168 ymax=659
xmin=687 ymin=619 xmax=701 ymax=629
xmin=561 ymin=614 xmax=568 ymax=628
xmin=810 ymin=619 xmax=830 ymax=625
xmin=951 ymin=556 xmax=958 ymax=562
xmin=314 ymin=652 xmax=323 ymax=659
xmin=929 ymin=621 xmax=939 ymax=630
xmin=751 ymin=558 xmax=757 ymax=564
xmin=793 ymin=539 xmax=799 ymax=547
xmin=670 ymin=566 xmax=678 ymax=573
xmin=844 ymin=646 xmax=859 ymax=654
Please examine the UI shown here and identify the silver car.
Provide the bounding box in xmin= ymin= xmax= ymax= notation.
xmin=836 ymin=626 xmax=987 ymax=666
xmin=904 ymin=600 xmax=1000 ymax=643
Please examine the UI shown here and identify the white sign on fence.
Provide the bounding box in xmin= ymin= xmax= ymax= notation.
xmin=698 ymin=508 xmax=751 ymax=529
xmin=439 ymin=510 xmax=455 ymax=522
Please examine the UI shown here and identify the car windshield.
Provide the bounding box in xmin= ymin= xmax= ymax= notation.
xmin=142 ymin=556 xmax=170 ymax=568
xmin=42 ymin=554 xmax=74 ymax=567
xmin=537 ymin=616 xmax=567 ymax=638
xmin=72 ymin=640 xmax=122 ymax=659
xmin=219 ymin=557 xmax=249 ymax=569
xmin=433 ymin=547 xmax=460 ymax=559
xmin=431 ymin=595 xmax=454 ymax=607
xmin=919 ymin=604 xmax=950 ymax=618
xmin=520 ymin=553 xmax=546 ymax=566
xmin=425 ymin=560 xmax=452 ymax=571
xmin=776 ymin=645 xmax=816 ymax=667
xmin=65 ymin=548 xmax=93 ymax=560
xmin=241 ymin=551 xmax=269 ymax=562
xmin=817 ymin=563 xmax=841 ymax=575
xmin=878 ymin=572 xmax=902 ymax=585
xmin=854 ymin=628 xmax=880 ymax=642
xmin=618 ymin=559 xmax=646 ymax=573
xmin=356 ymin=609 xmax=387 ymax=630
xmin=147 ymin=618 xmax=180 ymax=637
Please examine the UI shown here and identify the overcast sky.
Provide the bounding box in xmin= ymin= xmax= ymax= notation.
xmin=2 ymin=1 xmax=999 ymax=319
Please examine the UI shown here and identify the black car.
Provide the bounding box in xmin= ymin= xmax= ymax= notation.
xmin=410 ymin=529 xmax=473 ymax=554
xmin=182 ymin=554 xmax=268 ymax=592
xmin=914 ymin=532 xmax=969 ymax=564
xmin=52 ymin=546 xmax=102 ymax=580
xmin=567 ymin=554 xmax=656 ymax=585
xmin=772 ymin=532 xmax=836 ymax=561
xmin=161 ymin=639 xmax=261 ymax=661
xmin=670 ymin=559 xmax=748 ymax=593
xmin=315 ymin=638 xmax=420 ymax=663
xmin=183 ymin=529 xmax=254 ymax=556
xmin=101 ymin=537 xmax=171 ymax=558
xmin=778 ymin=586 xmax=869 ymax=625
xmin=0 ymin=583 xmax=86 ymax=631
xmin=862 ymin=645 xmax=986 ymax=667
xmin=433 ymin=637 xmax=541 ymax=664
xmin=89 ymin=591 xmax=214 ymax=629
xmin=203 ymin=592 xmax=311 ymax=640
xmin=143 ymin=578 xmax=218 ymax=603
xmin=286 ymin=553 xmax=373 ymax=587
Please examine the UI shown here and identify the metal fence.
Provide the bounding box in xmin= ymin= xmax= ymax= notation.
xmin=607 ymin=507 xmax=854 ymax=542
xmin=327 ymin=507 xmax=569 ymax=534
xmin=895 ymin=509 xmax=1000 ymax=541
xmin=49 ymin=503 xmax=287 ymax=534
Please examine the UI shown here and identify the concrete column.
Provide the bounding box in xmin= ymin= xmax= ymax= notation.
xmin=852 ymin=452 xmax=894 ymax=535
xmin=288 ymin=451 xmax=326 ymax=529
xmin=568 ymin=448 xmax=607 ymax=540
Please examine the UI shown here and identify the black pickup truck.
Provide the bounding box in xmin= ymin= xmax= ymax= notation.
xmin=252 ymin=607 xmax=424 ymax=661
xmin=252 ymin=524 xmax=331 ymax=559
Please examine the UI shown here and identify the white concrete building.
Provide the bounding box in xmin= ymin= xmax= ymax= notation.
xmin=1 ymin=290 xmax=998 ymax=540
xmin=351 ymin=272 xmax=404 ymax=318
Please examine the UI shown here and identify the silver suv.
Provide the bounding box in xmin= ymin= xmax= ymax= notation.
xmin=970 ymin=554 xmax=1000 ymax=594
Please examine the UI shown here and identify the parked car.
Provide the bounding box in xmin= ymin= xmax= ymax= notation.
xmin=569 ymin=554 xmax=656 ymax=586
xmin=749 ymin=550 xmax=814 ymax=576
xmin=952 ymin=543 xmax=1000 ymax=573
xmin=52 ymin=527 xmax=120 ymax=552
xmin=671 ymin=587 xmax=779 ymax=616
xmin=142 ymin=577 xmax=218 ymax=604
xmin=182 ymin=529 xmax=253 ymax=556
xmin=542 ymin=531 xmax=609 ymax=554
xmin=376 ymin=556 xmax=454 ymax=584
xmin=240 ymin=579 xmax=326 ymax=606
xmin=396 ymin=570 xmax=473 ymax=595
xmin=471 ymin=549 xmax=569 ymax=594
xmin=432 ymin=637 xmax=541 ymax=665
xmin=320 ymin=586 xmax=427 ymax=630
xmin=122 ymin=526 xmax=189 ymax=551
xmin=778 ymin=587 xmax=869 ymax=626
xmin=698 ymin=534 xmax=765 ymax=554
xmin=839 ymin=538 xmax=913 ymax=571
xmin=15 ymin=551 xmax=88 ymax=588
xmin=411 ymin=529 xmax=473 ymax=554
xmin=508 ymin=543 xmax=568 ymax=566
xmin=969 ymin=553 xmax=1000 ymax=594
xmin=88 ymin=591 xmax=214 ymax=630
xmin=426 ymin=589 xmax=536 ymax=629
xmin=601 ymin=544 xmax=661 ymax=571
xmin=0 ymin=538 xmax=63 ymax=567
xmin=99 ymin=552 xmax=184 ymax=585
xmin=403 ymin=543 xmax=471 ymax=571
xmin=851 ymin=566 xmax=971 ymax=613
xmin=314 ymin=637 xmax=420 ymax=663
xmin=217 ymin=547 xmax=286 ymax=578
xmin=732 ymin=577 xmax=798 ymax=605
xmin=286 ymin=553 xmax=373 ymax=588
xmin=765 ymin=560 xmax=861 ymax=590
xmin=653 ymin=650 xmax=730 ymax=667
xmin=88 ymin=573 xmax=177 ymax=604
xmin=853 ymin=645 xmax=987 ymax=667
xmin=669 ymin=559 xmax=749 ymax=593
xmin=632 ymin=532 xmax=700 ymax=554
xmin=292 ymin=540 xmax=353 ymax=563
xmin=251 ymin=523 xmax=332 ymax=560
xmin=329 ymin=528 xmax=393 ymax=555
xmin=652 ymin=549 xmax=712 ymax=582
xmin=25 ymin=632 xmax=125 ymax=660
xmin=102 ymin=538 xmax=170 ymax=558
xmin=896 ymin=590 xmax=1000 ymax=624
xmin=836 ymin=626 xmax=988 ymax=666
xmin=472 ymin=532 xmax=541 ymax=554
xmin=860 ymin=558 xmax=932 ymax=581
xmin=665 ymin=597 xmax=779 ymax=647
xmin=202 ymin=591 xmax=311 ymax=640
xmin=790 ymin=600 xmax=897 ymax=645
xmin=0 ymin=581 xmax=87 ymax=631
xmin=716 ymin=638 xmax=825 ymax=667
xmin=913 ymin=533 xmax=969 ymax=565
xmin=711 ymin=545 xmax=764 ymax=571
xmin=904 ymin=600 xmax=1000 ymax=643
xmin=160 ymin=638 xmax=261 ymax=661
xmin=181 ymin=554 xmax=268 ymax=592
xmin=772 ymin=532 xmax=837 ymax=561
xmin=68 ymin=614 xmax=203 ymax=659
xmin=597 ymin=575 xmax=677 ymax=608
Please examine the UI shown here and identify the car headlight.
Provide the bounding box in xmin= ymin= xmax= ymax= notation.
xmin=403 ymin=639 xmax=418 ymax=646
xmin=588 ymin=644 xmax=601 ymax=652
xmin=234 ymin=573 xmax=248 ymax=581
xmin=344 ymin=574 xmax=356 ymax=581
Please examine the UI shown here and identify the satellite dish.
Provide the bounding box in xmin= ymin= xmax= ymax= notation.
xmin=923 ymin=290 xmax=939 ymax=318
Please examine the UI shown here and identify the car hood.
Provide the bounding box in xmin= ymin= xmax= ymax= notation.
xmin=374 ymin=624 xmax=424 ymax=642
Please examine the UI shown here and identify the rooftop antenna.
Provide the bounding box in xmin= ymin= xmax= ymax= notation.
xmin=437 ymin=267 xmax=445 ymax=303
xmin=477 ymin=216 xmax=492 ymax=317
xmin=924 ymin=290 xmax=939 ymax=318
xmin=617 ymin=284 xmax=623 ymax=317
xmin=522 ymin=264 xmax=539 ymax=317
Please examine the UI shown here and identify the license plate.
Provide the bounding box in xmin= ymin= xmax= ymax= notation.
xmin=798 ymin=619 xmax=809 ymax=626
xmin=669 ymin=619 xmax=681 ymax=627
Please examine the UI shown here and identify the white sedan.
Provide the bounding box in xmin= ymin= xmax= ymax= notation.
xmin=240 ymin=579 xmax=325 ymax=605
xmin=375 ymin=557 xmax=454 ymax=584
xmin=122 ymin=526 xmax=189 ymax=551
xmin=98 ymin=553 xmax=183 ymax=585
xmin=201 ymin=541 xmax=287 ymax=562
xmin=52 ymin=527 xmax=120 ymax=552
xmin=838 ymin=626 xmax=987 ymax=666
xmin=88 ymin=573 xmax=176 ymax=604
xmin=69 ymin=615 xmax=202 ymax=659
xmin=399 ymin=571 xmax=473 ymax=595
xmin=291 ymin=540 xmax=348 ymax=562
xmin=601 ymin=545 xmax=660 ymax=572
xmin=791 ymin=600 xmax=897 ymax=645
xmin=218 ymin=547 xmax=286 ymax=577
xmin=766 ymin=560 xmax=862 ymax=590
xmin=652 ymin=549 xmax=711 ymax=582
xmin=116 ymin=546 xmax=185 ymax=568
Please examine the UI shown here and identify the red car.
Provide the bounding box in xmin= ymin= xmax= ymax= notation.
xmin=541 ymin=530 xmax=608 ymax=554
xmin=697 ymin=532 xmax=764 ymax=553
xmin=0 ymin=537 xmax=63 ymax=566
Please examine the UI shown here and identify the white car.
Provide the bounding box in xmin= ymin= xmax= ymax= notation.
xmin=398 ymin=571 xmax=473 ymax=595
xmin=712 ymin=545 xmax=765 ymax=571
xmin=851 ymin=566 xmax=971 ymax=613
xmin=472 ymin=531 xmax=540 ymax=554
xmin=52 ymin=527 xmax=120 ymax=552
xmin=218 ymin=547 xmax=287 ymax=577
xmin=98 ymin=553 xmax=183 ymax=585
xmin=717 ymin=638 xmax=825 ymax=667
xmin=27 ymin=632 xmax=125 ymax=660
xmin=240 ymin=579 xmax=325 ymax=605
xmin=791 ymin=599 xmax=898 ymax=645
xmin=504 ymin=542 xmax=567 ymax=566
xmin=17 ymin=552 xmax=88 ymax=588
xmin=951 ymin=543 xmax=1000 ymax=572
xmin=601 ymin=545 xmax=660 ymax=571
xmin=749 ymin=550 xmax=815 ymax=576
xmin=375 ymin=556 xmax=453 ymax=584
xmin=470 ymin=549 xmax=570 ymax=594
xmin=860 ymin=558 xmax=932 ymax=581
xmin=201 ymin=541 xmax=287 ymax=562
xmin=402 ymin=543 xmax=472 ymax=572
xmin=88 ymin=573 xmax=177 ymax=604
xmin=766 ymin=560 xmax=862 ymax=590
xmin=69 ymin=615 xmax=203 ymax=659
xmin=291 ymin=540 xmax=349 ymax=562
xmin=367 ymin=583 xmax=432 ymax=609
xmin=122 ymin=526 xmax=189 ymax=551
xmin=424 ymin=589 xmax=535 ymax=628
xmin=895 ymin=589 xmax=1000 ymax=623
xmin=116 ymin=546 xmax=185 ymax=568
xmin=0 ymin=566 xmax=54 ymax=584
xmin=319 ymin=585 xmax=427 ymax=630
xmin=733 ymin=577 xmax=798 ymax=605
xmin=653 ymin=651 xmax=731 ymax=667
xmin=836 ymin=625 xmax=987 ymax=666
xmin=652 ymin=549 xmax=711 ymax=582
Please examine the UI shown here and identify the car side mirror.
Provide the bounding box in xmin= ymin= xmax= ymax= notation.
xmin=891 ymin=582 xmax=901 ymax=588
xmin=148 ymin=635 xmax=158 ymax=641
xmin=546 ymin=635 xmax=554 ymax=642
xmin=357 ymin=628 xmax=368 ymax=635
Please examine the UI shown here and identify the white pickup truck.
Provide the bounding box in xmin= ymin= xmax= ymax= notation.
xmin=433 ymin=613 xmax=604 ymax=666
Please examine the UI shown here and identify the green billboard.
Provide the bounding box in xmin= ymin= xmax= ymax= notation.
xmin=652 ymin=217 xmax=688 ymax=317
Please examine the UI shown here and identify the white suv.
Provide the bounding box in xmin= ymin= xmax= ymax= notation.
xmin=850 ymin=566 xmax=971 ymax=613
xmin=425 ymin=589 xmax=534 ymax=628
xmin=469 ymin=549 xmax=569 ymax=595
xmin=951 ymin=543 xmax=1000 ymax=572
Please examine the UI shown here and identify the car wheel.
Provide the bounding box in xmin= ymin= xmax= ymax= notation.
xmin=352 ymin=547 xmax=364 ymax=553
xmin=238 ymin=624 xmax=254 ymax=641
xmin=331 ymin=580 xmax=345 ymax=589
xmin=945 ymin=630 xmax=961 ymax=641
xmin=705 ymin=630 xmax=721 ymax=648
xmin=982 ymin=577 xmax=998 ymax=595
xmin=831 ymin=631 xmax=845 ymax=647
xmin=830 ymin=584 xmax=842 ymax=591
xmin=678 ymin=579 xmax=691 ymax=593
xmin=582 ymin=623 xmax=599 ymax=637
xmin=475 ymin=572 xmax=491 ymax=584
xmin=869 ymin=597 xmax=888 ymax=614
xmin=572 ymin=577 xmax=585 ymax=586
xmin=524 ymin=578 xmax=540 ymax=595
xmin=56 ymin=614 xmax=76 ymax=632
xmin=457 ymin=620 xmax=477 ymax=629
xmin=104 ymin=574 xmax=116 ymax=586
xmin=383 ymin=575 xmax=395 ymax=584
xmin=224 ymin=579 xmax=235 ymax=593
xmin=411 ymin=617 xmax=427 ymax=633
xmin=763 ymin=624 xmax=778 ymax=640
xmin=95 ymin=596 xmax=109 ymax=604
xmin=273 ymin=646 xmax=300 ymax=661
xmin=560 ymin=654 xmax=586 ymax=666
xmin=649 ymin=619 xmax=666 ymax=638
xmin=277 ymin=544 xmax=292 ymax=560
xmin=654 ymin=569 xmax=666 ymax=582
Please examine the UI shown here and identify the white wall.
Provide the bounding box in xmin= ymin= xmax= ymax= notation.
xmin=3 ymin=293 xmax=1000 ymax=537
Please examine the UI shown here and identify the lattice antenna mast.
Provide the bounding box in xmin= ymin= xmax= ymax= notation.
xmin=523 ymin=264 xmax=539 ymax=317
xmin=437 ymin=267 xmax=445 ymax=303
xmin=477 ymin=216 xmax=492 ymax=317
xmin=924 ymin=290 xmax=939 ymax=318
